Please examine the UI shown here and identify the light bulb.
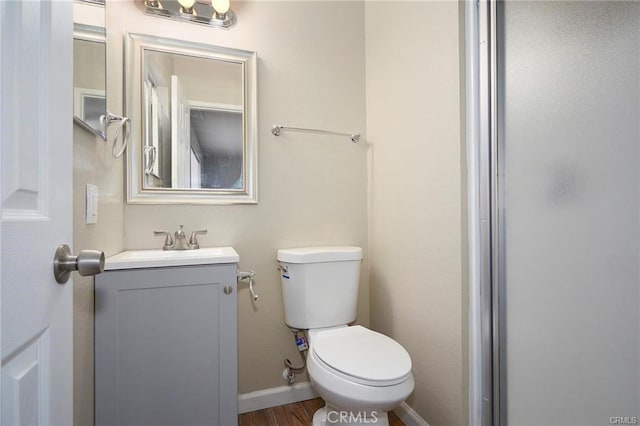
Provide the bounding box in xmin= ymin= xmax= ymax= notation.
xmin=211 ymin=0 xmax=229 ymax=15
xmin=177 ymin=0 xmax=195 ymax=11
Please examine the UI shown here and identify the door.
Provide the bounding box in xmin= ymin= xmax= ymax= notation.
xmin=494 ymin=1 xmax=640 ymax=424
xmin=143 ymin=80 xmax=163 ymax=186
xmin=170 ymin=75 xmax=191 ymax=188
xmin=1 ymin=1 xmax=74 ymax=425
xmin=95 ymin=265 xmax=238 ymax=426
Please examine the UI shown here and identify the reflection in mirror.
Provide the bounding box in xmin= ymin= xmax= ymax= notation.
xmin=73 ymin=23 xmax=106 ymax=139
xmin=143 ymin=50 xmax=243 ymax=190
xmin=127 ymin=34 xmax=257 ymax=204
xmin=190 ymin=104 xmax=243 ymax=189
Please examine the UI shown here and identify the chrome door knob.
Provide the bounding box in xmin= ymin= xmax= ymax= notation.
xmin=53 ymin=244 xmax=105 ymax=284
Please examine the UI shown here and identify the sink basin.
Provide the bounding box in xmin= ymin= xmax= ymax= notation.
xmin=104 ymin=247 xmax=239 ymax=270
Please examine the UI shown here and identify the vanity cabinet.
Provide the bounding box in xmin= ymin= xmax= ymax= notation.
xmin=95 ymin=261 xmax=238 ymax=426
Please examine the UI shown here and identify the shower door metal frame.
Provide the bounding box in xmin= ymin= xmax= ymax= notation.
xmin=467 ymin=0 xmax=505 ymax=425
xmin=488 ymin=1 xmax=507 ymax=425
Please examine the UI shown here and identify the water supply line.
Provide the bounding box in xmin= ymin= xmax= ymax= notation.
xmin=283 ymin=328 xmax=308 ymax=385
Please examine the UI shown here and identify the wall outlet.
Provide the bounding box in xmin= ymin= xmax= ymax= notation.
xmin=86 ymin=184 xmax=98 ymax=224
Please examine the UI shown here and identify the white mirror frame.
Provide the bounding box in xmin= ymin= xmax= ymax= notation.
xmin=126 ymin=33 xmax=258 ymax=204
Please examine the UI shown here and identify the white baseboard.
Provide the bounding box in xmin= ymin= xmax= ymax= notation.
xmin=238 ymin=382 xmax=319 ymax=414
xmin=393 ymin=402 xmax=429 ymax=426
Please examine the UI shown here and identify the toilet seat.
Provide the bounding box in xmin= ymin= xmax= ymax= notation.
xmin=311 ymin=326 xmax=412 ymax=387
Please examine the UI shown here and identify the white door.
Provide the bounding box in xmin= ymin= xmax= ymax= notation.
xmin=170 ymin=75 xmax=192 ymax=188
xmin=1 ymin=1 xmax=74 ymax=425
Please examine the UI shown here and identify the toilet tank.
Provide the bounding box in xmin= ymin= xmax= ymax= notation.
xmin=277 ymin=246 xmax=363 ymax=329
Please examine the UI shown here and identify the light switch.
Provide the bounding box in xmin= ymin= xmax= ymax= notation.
xmin=86 ymin=184 xmax=98 ymax=224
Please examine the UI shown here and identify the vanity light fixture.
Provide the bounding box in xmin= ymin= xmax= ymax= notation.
xmin=177 ymin=0 xmax=196 ymax=14
xmin=144 ymin=0 xmax=237 ymax=29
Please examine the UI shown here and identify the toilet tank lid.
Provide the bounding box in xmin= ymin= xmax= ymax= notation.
xmin=277 ymin=246 xmax=363 ymax=263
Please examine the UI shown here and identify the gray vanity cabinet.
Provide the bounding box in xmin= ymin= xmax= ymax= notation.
xmin=95 ymin=263 xmax=238 ymax=426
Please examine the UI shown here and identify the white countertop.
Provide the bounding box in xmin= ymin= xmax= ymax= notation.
xmin=104 ymin=247 xmax=239 ymax=270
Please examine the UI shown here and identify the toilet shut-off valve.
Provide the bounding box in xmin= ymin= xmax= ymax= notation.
xmin=237 ymin=270 xmax=258 ymax=301
xmin=283 ymin=328 xmax=308 ymax=385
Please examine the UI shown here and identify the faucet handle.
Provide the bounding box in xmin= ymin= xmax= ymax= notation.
xmin=188 ymin=230 xmax=208 ymax=249
xmin=153 ymin=230 xmax=174 ymax=250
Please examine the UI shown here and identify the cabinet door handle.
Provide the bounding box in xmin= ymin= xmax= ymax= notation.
xmin=223 ymin=285 xmax=233 ymax=295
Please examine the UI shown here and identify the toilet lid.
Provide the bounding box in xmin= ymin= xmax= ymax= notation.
xmin=312 ymin=326 xmax=412 ymax=383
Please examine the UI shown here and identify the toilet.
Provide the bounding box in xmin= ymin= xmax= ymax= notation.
xmin=277 ymin=246 xmax=414 ymax=426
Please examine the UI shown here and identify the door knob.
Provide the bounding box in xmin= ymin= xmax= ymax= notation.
xmin=53 ymin=244 xmax=105 ymax=284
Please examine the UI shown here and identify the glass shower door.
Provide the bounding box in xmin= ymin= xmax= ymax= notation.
xmin=498 ymin=2 xmax=640 ymax=424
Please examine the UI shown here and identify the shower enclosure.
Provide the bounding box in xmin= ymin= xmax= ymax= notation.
xmin=468 ymin=1 xmax=640 ymax=425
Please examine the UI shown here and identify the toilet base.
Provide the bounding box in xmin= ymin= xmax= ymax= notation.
xmin=312 ymin=405 xmax=389 ymax=426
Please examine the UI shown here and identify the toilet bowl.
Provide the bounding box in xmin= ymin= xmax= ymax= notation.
xmin=277 ymin=247 xmax=414 ymax=425
xmin=306 ymin=326 xmax=414 ymax=426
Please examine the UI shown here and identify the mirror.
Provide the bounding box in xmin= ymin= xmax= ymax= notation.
xmin=73 ymin=23 xmax=106 ymax=140
xmin=126 ymin=33 xmax=257 ymax=204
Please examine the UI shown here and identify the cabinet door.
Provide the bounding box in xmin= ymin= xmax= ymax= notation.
xmin=95 ymin=264 xmax=237 ymax=426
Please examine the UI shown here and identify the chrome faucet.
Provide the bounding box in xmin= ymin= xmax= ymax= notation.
xmin=173 ymin=225 xmax=189 ymax=250
xmin=154 ymin=226 xmax=208 ymax=250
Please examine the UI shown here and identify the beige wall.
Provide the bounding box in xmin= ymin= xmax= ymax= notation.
xmin=73 ymin=126 xmax=125 ymax=426
xmin=108 ymin=0 xmax=369 ymax=395
xmin=365 ymin=2 xmax=466 ymax=425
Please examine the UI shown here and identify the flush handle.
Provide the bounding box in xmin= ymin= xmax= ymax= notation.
xmin=53 ymin=244 xmax=105 ymax=284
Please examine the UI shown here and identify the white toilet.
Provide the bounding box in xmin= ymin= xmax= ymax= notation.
xmin=277 ymin=246 xmax=414 ymax=426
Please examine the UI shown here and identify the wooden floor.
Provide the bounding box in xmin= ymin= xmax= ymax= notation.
xmin=239 ymin=398 xmax=404 ymax=426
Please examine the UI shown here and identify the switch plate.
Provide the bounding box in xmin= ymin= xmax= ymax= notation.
xmin=86 ymin=184 xmax=98 ymax=224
